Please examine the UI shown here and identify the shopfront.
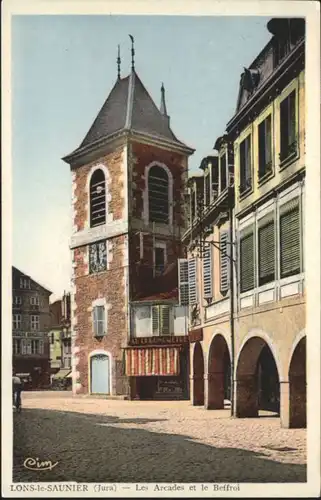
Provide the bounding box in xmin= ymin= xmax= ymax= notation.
xmin=125 ymin=336 xmax=189 ymax=400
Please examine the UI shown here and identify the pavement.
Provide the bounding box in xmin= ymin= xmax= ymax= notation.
xmin=13 ymin=391 xmax=306 ymax=483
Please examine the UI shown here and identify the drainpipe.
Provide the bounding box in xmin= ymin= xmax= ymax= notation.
xmin=229 ymin=196 xmax=235 ymax=417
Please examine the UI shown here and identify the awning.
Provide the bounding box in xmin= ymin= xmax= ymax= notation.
xmin=125 ymin=347 xmax=180 ymax=377
xmin=52 ymin=369 xmax=71 ymax=379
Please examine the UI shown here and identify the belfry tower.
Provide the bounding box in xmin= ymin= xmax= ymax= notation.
xmin=63 ymin=37 xmax=194 ymax=398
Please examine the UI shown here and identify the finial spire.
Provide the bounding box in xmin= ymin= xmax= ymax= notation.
xmin=117 ymin=44 xmax=121 ymax=80
xmin=160 ymin=82 xmax=168 ymax=116
xmin=129 ymin=34 xmax=135 ymax=71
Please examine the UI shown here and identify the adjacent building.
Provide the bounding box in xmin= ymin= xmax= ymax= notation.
xmin=184 ymin=17 xmax=306 ymax=428
xmin=49 ymin=292 xmax=72 ymax=383
xmin=63 ymin=42 xmax=194 ymax=399
xmin=12 ymin=267 xmax=51 ymax=389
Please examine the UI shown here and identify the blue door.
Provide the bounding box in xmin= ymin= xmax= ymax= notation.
xmin=91 ymin=354 xmax=110 ymax=394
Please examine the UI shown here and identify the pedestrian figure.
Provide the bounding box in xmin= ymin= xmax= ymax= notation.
xmin=12 ymin=370 xmax=22 ymax=412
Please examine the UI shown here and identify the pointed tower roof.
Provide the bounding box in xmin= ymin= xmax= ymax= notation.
xmin=63 ymin=70 xmax=194 ymax=164
xmin=160 ymin=82 xmax=168 ymax=116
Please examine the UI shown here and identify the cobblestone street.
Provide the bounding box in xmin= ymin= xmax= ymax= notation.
xmin=13 ymin=392 xmax=306 ymax=483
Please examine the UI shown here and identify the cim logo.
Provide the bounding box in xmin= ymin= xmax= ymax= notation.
xmin=23 ymin=457 xmax=58 ymax=471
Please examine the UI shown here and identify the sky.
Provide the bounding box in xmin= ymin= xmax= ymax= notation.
xmin=12 ymin=14 xmax=272 ymax=301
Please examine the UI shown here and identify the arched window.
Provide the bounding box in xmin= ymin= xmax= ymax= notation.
xmin=90 ymin=169 xmax=106 ymax=227
xmin=148 ymin=165 xmax=169 ymax=224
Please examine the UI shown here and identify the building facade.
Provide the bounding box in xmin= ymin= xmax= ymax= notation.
xmin=63 ymin=45 xmax=194 ymax=399
xmin=49 ymin=292 xmax=72 ymax=383
xmin=184 ymin=18 xmax=306 ymax=428
xmin=12 ymin=267 xmax=51 ymax=389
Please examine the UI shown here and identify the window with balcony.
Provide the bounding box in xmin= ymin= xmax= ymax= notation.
xmin=258 ymin=115 xmax=273 ymax=180
xmin=280 ymin=199 xmax=300 ymax=278
xmin=220 ymin=152 xmax=227 ymax=193
xmin=258 ymin=216 xmax=275 ymax=286
xmin=280 ymin=90 xmax=296 ymax=164
xmin=90 ymin=169 xmax=106 ymax=227
xmin=239 ymin=135 xmax=252 ymax=195
xmin=31 ymin=315 xmax=40 ymax=331
xmin=92 ymin=305 xmax=106 ymax=337
xmin=13 ymin=314 xmax=22 ymax=330
xmin=240 ymin=229 xmax=255 ymax=293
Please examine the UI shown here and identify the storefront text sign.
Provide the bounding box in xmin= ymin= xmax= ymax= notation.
xmin=129 ymin=335 xmax=188 ymax=346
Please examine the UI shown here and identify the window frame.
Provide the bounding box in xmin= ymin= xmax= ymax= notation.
xmin=13 ymin=314 xmax=22 ymax=330
xmin=258 ymin=114 xmax=273 ymax=182
xmin=89 ymin=168 xmax=107 ymax=228
xmin=146 ymin=163 xmax=173 ymax=226
xmin=239 ymin=133 xmax=253 ymax=197
xmin=31 ymin=315 xmax=40 ymax=331
xmin=279 ymin=89 xmax=297 ymax=166
xmin=154 ymin=241 xmax=167 ymax=277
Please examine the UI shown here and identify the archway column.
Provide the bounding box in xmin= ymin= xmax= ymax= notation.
xmin=205 ymin=372 xmax=225 ymax=409
xmin=235 ymin=375 xmax=258 ymax=418
xmin=191 ymin=375 xmax=205 ymax=406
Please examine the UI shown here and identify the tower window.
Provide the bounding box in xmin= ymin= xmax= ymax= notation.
xmin=148 ymin=165 xmax=169 ymax=224
xmin=90 ymin=169 xmax=106 ymax=227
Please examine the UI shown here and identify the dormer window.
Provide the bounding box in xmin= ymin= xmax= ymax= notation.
xmin=20 ymin=278 xmax=30 ymax=289
xmin=204 ymin=171 xmax=211 ymax=207
xmin=148 ymin=165 xmax=169 ymax=224
xmin=90 ymin=169 xmax=106 ymax=227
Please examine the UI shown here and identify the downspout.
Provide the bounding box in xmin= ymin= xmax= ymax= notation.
xmin=229 ymin=192 xmax=235 ymax=417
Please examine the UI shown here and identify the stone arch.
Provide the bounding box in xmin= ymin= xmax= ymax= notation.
xmin=235 ymin=329 xmax=284 ymax=381
xmin=288 ymin=336 xmax=306 ymax=428
xmin=192 ymin=341 xmax=204 ymax=406
xmin=235 ymin=335 xmax=280 ymax=418
xmin=207 ymin=333 xmax=231 ymax=409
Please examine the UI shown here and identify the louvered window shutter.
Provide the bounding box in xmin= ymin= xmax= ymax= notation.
xmin=220 ymin=231 xmax=229 ymax=293
xmin=258 ymin=214 xmax=275 ymax=286
xmin=280 ymin=198 xmax=300 ymax=278
xmin=39 ymin=340 xmax=44 ymax=355
xmin=152 ymin=306 xmax=159 ymax=335
xmin=93 ymin=307 xmax=98 ymax=336
xmin=203 ymin=243 xmax=213 ymax=299
xmin=188 ymin=258 xmax=198 ymax=305
xmin=240 ymin=227 xmax=254 ymax=292
xmin=178 ymin=259 xmax=189 ymax=306
xmin=21 ymin=339 xmax=27 ymax=355
xmin=160 ymin=306 xmax=170 ymax=335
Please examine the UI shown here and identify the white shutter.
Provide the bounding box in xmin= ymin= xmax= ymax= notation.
xmin=188 ymin=257 xmax=198 ymax=305
xmin=178 ymin=259 xmax=189 ymax=305
xmin=39 ymin=340 xmax=44 ymax=354
xmin=203 ymin=243 xmax=213 ymax=299
xmin=220 ymin=231 xmax=230 ymax=293
xmin=152 ymin=306 xmax=159 ymax=335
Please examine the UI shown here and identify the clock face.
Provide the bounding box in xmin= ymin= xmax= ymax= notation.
xmin=89 ymin=241 xmax=107 ymax=273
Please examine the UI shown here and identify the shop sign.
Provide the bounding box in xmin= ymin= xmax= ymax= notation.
xmin=128 ymin=335 xmax=189 ymax=347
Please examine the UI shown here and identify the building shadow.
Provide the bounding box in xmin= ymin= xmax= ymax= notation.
xmin=13 ymin=408 xmax=306 ymax=483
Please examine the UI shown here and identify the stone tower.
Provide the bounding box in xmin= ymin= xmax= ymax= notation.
xmin=63 ymin=44 xmax=194 ymax=397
